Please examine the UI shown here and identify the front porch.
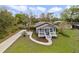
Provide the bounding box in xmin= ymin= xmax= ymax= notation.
xmin=37 ymin=27 xmax=57 ymax=39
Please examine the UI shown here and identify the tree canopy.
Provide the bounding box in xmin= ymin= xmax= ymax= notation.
xmin=61 ymin=6 xmax=79 ymax=22
xmin=0 ymin=5 xmax=79 ymax=39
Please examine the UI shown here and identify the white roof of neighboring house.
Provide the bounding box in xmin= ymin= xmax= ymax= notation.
xmin=53 ymin=21 xmax=63 ymax=24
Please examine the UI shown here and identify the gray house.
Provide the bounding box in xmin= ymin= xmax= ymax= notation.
xmin=34 ymin=22 xmax=57 ymax=39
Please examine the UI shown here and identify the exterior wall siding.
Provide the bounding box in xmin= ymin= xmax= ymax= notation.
xmin=36 ymin=27 xmax=57 ymax=37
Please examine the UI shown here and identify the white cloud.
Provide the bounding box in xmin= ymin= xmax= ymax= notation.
xmin=28 ymin=6 xmax=46 ymax=12
xmin=48 ymin=7 xmax=63 ymax=13
xmin=36 ymin=7 xmax=46 ymax=12
xmin=66 ymin=5 xmax=71 ymax=9
xmin=7 ymin=5 xmax=27 ymax=13
xmin=29 ymin=7 xmax=36 ymax=11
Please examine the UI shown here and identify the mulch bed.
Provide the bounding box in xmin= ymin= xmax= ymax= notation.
xmin=32 ymin=32 xmax=48 ymax=43
xmin=35 ymin=37 xmax=48 ymax=42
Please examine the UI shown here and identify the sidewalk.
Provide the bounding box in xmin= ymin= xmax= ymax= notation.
xmin=0 ymin=30 xmax=25 ymax=53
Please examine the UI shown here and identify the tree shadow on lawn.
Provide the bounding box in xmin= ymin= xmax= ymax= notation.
xmin=58 ymin=32 xmax=70 ymax=38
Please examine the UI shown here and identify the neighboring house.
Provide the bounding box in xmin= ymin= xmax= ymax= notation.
xmin=72 ymin=22 xmax=79 ymax=29
xmin=34 ymin=22 xmax=57 ymax=39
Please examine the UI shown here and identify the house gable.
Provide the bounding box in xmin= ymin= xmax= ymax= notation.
xmin=35 ymin=22 xmax=55 ymax=29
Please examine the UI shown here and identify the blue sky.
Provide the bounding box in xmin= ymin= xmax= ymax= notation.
xmin=1 ymin=5 xmax=71 ymax=18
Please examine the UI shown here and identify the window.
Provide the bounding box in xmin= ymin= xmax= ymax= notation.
xmin=45 ymin=29 xmax=49 ymax=32
xmin=39 ymin=29 xmax=44 ymax=32
xmin=38 ymin=29 xmax=44 ymax=35
xmin=50 ymin=28 xmax=53 ymax=32
xmin=45 ymin=29 xmax=49 ymax=35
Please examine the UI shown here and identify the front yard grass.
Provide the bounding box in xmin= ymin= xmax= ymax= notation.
xmin=4 ymin=29 xmax=79 ymax=53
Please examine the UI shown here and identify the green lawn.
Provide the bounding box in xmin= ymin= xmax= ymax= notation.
xmin=4 ymin=29 xmax=79 ymax=53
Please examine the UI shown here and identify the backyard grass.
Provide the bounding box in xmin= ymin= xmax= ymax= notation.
xmin=4 ymin=29 xmax=79 ymax=53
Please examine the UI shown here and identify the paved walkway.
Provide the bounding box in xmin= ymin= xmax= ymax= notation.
xmin=0 ymin=30 xmax=52 ymax=53
xmin=25 ymin=31 xmax=52 ymax=46
xmin=0 ymin=30 xmax=25 ymax=53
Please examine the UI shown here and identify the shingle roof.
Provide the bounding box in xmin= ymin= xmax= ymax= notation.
xmin=34 ymin=22 xmax=55 ymax=29
xmin=34 ymin=22 xmax=53 ymax=27
xmin=34 ymin=22 xmax=47 ymax=27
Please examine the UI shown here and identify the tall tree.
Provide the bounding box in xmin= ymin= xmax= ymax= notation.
xmin=0 ymin=10 xmax=14 ymax=30
xmin=39 ymin=13 xmax=54 ymax=23
xmin=61 ymin=5 xmax=79 ymax=22
xmin=0 ymin=9 xmax=15 ymax=38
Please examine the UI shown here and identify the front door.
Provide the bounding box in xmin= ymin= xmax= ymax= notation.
xmin=45 ymin=29 xmax=49 ymax=36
